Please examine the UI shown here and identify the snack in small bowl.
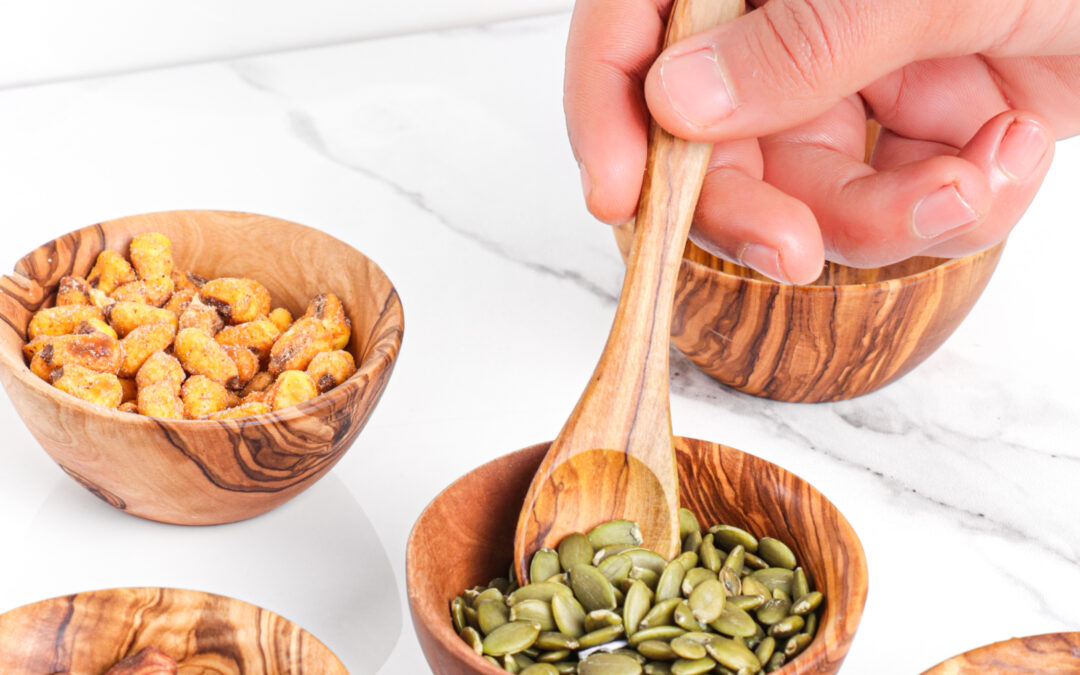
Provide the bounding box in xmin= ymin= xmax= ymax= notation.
xmin=0 ymin=210 xmax=403 ymax=524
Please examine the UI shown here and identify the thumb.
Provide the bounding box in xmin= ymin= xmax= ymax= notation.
xmin=642 ymin=0 xmax=1025 ymax=142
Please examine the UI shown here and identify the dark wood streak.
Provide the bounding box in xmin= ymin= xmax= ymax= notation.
xmin=59 ymin=464 xmax=128 ymax=510
xmin=0 ymin=211 xmax=403 ymax=525
xmin=923 ymin=632 xmax=1080 ymax=674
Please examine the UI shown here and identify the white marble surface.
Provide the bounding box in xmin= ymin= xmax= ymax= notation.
xmin=0 ymin=13 xmax=1078 ymax=675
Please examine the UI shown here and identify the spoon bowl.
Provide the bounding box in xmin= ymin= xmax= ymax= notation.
xmin=922 ymin=632 xmax=1080 ymax=674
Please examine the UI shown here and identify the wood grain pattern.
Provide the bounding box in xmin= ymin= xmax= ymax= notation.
xmin=408 ymin=436 xmax=869 ymax=675
xmin=613 ymin=227 xmax=1004 ymax=403
xmin=512 ymin=0 xmax=744 ymax=581
xmin=0 ymin=587 xmax=347 ymax=674
xmin=923 ymin=633 xmax=1080 ymax=674
xmin=0 ymin=210 xmax=403 ymax=524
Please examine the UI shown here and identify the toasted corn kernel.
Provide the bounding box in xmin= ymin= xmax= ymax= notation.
xmin=119 ymin=377 xmax=138 ymax=403
xmin=268 ymin=307 xmax=293 ymax=333
xmin=304 ymin=293 xmax=351 ymax=350
xmin=137 ymin=382 xmax=184 ymax=419
xmin=306 ymin=349 xmax=356 ymax=392
xmin=163 ymin=287 xmax=196 ymax=317
xmin=173 ymin=327 xmax=239 ymax=389
xmin=119 ymin=322 xmax=176 ymax=378
xmin=22 ymin=336 xmax=51 ymax=362
xmin=178 ymin=296 xmax=223 ymax=336
xmin=129 ymin=232 xmax=174 ymax=280
xmin=110 ymin=276 xmax=174 ymax=307
xmin=215 ymin=318 xmax=280 ymax=363
xmin=51 ymin=364 xmax=123 ymax=408
xmin=268 ymin=317 xmax=333 ymax=376
xmin=200 ymin=277 xmax=271 ymax=325
xmin=265 ymin=370 xmax=319 ymax=411
xmin=171 ymin=269 xmax=207 ymax=292
xmin=86 ymin=250 xmax=136 ymax=294
xmin=240 ymin=370 xmax=274 ymax=397
xmin=207 ymin=400 xmax=270 ymax=420
xmin=223 ymin=344 xmax=259 ymax=388
xmin=118 ymin=401 xmax=138 ymax=413
xmin=74 ymin=317 xmax=119 ymax=340
xmin=56 ymin=276 xmax=91 ymax=306
xmin=30 ymin=332 xmax=123 ymax=379
xmin=181 ymin=375 xmax=231 ymax=418
xmin=88 ymin=287 xmax=114 ymax=312
xmin=136 ymin=351 xmax=185 ymax=395
xmin=28 ymin=305 xmax=104 ymax=339
xmin=106 ymin=302 xmax=177 ymax=338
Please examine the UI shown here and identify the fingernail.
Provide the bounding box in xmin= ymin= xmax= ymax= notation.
xmin=659 ymin=47 xmax=737 ymax=127
xmin=996 ymin=120 xmax=1049 ymax=181
xmin=738 ymin=243 xmax=790 ymax=283
xmin=578 ymin=161 xmax=592 ymax=202
xmin=912 ymin=185 xmax=978 ymax=239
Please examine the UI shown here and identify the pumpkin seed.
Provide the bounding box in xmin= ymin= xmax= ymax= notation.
xmin=461 ymin=626 xmax=483 ymax=654
xmin=559 ymin=533 xmax=595 ymax=571
xmin=757 ymin=538 xmax=796 ymax=570
xmin=579 ymin=623 xmax=627 ymax=648
xmin=530 ymin=549 xmax=562 ymax=583
xmin=637 ymin=639 xmax=678 ymax=661
xmin=551 ymin=593 xmax=587 ymax=638
xmin=682 ymin=530 xmax=702 ymax=555
xmin=639 ymin=598 xmax=682 ymax=629
xmin=627 ymin=625 xmax=687 ymax=647
xmin=743 ymin=552 xmax=769 ymax=571
xmin=594 ymin=544 xmax=638 ymax=566
xmin=739 ymin=576 xmax=769 ymax=598
xmin=644 ymin=665 xmax=673 ymax=675
xmin=585 ymin=609 xmax=624 ymax=632
xmin=791 ymin=591 xmax=823 ymax=616
xmin=623 ymin=580 xmax=653 ymax=638
xmin=478 ymin=599 xmax=511 ymax=634
xmin=598 ymin=554 xmax=634 ymax=583
xmin=792 ymin=567 xmax=809 ymax=600
xmin=721 ymin=545 xmax=745 ymax=576
xmin=520 ymin=664 xmax=560 ymax=675
xmin=768 ymin=615 xmax=804 ymax=639
xmin=750 ymin=568 xmax=793 ymax=595
xmin=670 ymin=657 xmax=717 ymax=675
xmin=579 ymin=652 xmax=643 ymax=675
xmin=803 ymin=612 xmax=818 ymax=638
xmin=624 ymin=549 xmax=668 ymax=575
xmin=718 ymin=567 xmax=742 ymax=598
xmin=709 ymin=604 xmax=758 ymax=638
xmin=572 ymin=564 xmax=618 ymax=612
xmin=783 ymin=632 xmax=812 ymax=657
xmin=483 ymin=621 xmax=541 ymax=656
xmin=754 ymin=636 xmax=776 ymax=665
xmin=673 ymin=552 xmax=699 ymax=572
xmin=589 ymin=520 xmax=644 ymax=550
xmin=705 ymin=636 xmax=761 ymax=671
xmin=765 ymin=652 xmax=786 ymax=671
xmin=699 ymin=535 xmax=723 ymax=573
xmin=681 ymin=567 xmax=717 ymax=597
xmin=755 ymin=598 xmax=791 ymax=626
xmin=688 ymin=579 xmax=726 ymax=624
xmin=673 ymin=601 xmax=706 ymax=632
xmin=709 ymin=525 xmax=758 ymax=553
xmin=451 ymin=596 xmax=467 ymax=634
xmin=727 ymin=595 xmax=766 ymax=612
xmin=629 ymin=567 xmax=661 ymax=589
xmin=535 ymin=631 xmax=579 ymax=651
xmin=670 ymin=636 xmax=707 ymax=660
xmin=679 ymin=509 xmax=700 ymax=539
xmin=509 ymin=582 xmax=573 ymax=606
xmin=655 ymin=561 xmax=687 ymax=603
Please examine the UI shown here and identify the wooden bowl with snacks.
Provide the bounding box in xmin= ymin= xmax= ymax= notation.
xmin=0 ymin=210 xmax=403 ymax=525
xmin=613 ymin=225 xmax=1003 ymax=403
xmin=922 ymin=632 xmax=1080 ymax=674
xmin=0 ymin=587 xmax=347 ymax=673
xmin=406 ymin=436 xmax=868 ymax=674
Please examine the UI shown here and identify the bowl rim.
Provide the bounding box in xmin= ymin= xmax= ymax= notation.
xmin=0 ymin=209 xmax=404 ymax=428
xmin=0 ymin=585 xmax=348 ymax=671
xmin=406 ymin=436 xmax=869 ymax=675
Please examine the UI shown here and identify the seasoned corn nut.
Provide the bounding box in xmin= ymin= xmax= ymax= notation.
xmin=265 ymin=370 xmax=319 ymax=411
xmin=239 ymin=370 xmax=274 ymax=398
xmin=128 ymin=232 xmax=174 ymax=280
xmin=106 ymin=302 xmax=177 ymax=338
xmin=304 ymin=293 xmax=351 ymax=350
xmin=74 ymin=317 xmax=119 ymax=340
xmin=307 ymin=350 xmax=356 ymax=393
xmin=136 ymin=351 xmax=186 ymax=395
xmin=178 ymin=296 xmax=223 ymax=336
xmin=51 ymin=364 xmax=124 ymax=409
xmin=181 ymin=375 xmax=232 ymax=419
xmin=171 ymin=269 xmax=207 ymax=292
xmin=30 ymin=332 xmax=123 ymax=380
xmin=119 ymin=377 xmax=138 ymax=403
xmin=215 ymin=318 xmax=280 ymax=364
xmin=207 ymin=401 xmax=270 ymax=420
xmin=87 ymin=250 xmax=136 ymax=294
xmin=268 ymin=317 xmax=334 ymax=376
xmin=163 ymin=287 xmax=196 ymax=317
xmin=174 ymin=328 xmax=240 ymax=389
xmin=137 ymin=382 xmax=184 ymax=419
xmin=268 ymin=307 xmax=293 ymax=333
xmin=223 ymin=344 xmax=259 ymax=388
xmin=28 ymin=305 xmax=104 ymax=340
xmin=119 ymin=322 xmax=177 ymax=378
xmin=56 ymin=276 xmax=91 ymax=306
xmin=110 ymin=276 xmax=174 ymax=307
xmin=200 ymin=277 xmax=271 ymax=325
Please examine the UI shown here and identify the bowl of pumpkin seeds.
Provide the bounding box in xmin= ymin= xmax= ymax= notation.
xmin=407 ymin=436 xmax=868 ymax=675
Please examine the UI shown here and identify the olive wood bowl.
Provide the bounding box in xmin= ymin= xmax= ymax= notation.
xmin=0 ymin=210 xmax=403 ymax=525
xmin=922 ymin=633 xmax=1080 ymax=674
xmin=613 ymin=227 xmax=1004 ymax=403
xmin=406 ymin=436 xmax=869 ymax=674
xmin=0 ymin=587 xmax=347 ymax=673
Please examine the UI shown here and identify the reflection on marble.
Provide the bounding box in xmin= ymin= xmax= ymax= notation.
xmin=19 ymin=474 xmax=400 ymax=674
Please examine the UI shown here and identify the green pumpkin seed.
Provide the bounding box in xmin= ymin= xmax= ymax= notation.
xmin=535 ymin=631 xmax=579 ymax=651
xmin=792 ymin=591 xmax=823 ymax=616
xmin=765 ymin=651 xmax=786 ymax=671
xmin=598 ymin=554 xmax=634 ymax=583
xmin=655 ymin=560 xmax=687 ymax=603
xmin=755 ymin=598 xmax=791 ymax=626
xmin=510 ymin=652 xmax=536 ymax=670
xmin=743 ymin=552 xmax=768 ymax=571
xmin=699 ymin=535 xmax=723 ymax=573
xmin=511 ymin=599 xmax=556 ymax=632
xmin=571 ymin=564 xmax=618 ymax=612
xmin=718 ymin=567 xmax=742 ymax=598
xmin=461 ymin=626 xmax=483 ymax=654
xmin=792 ymin=567 xmax=809 ymax=600
xmin=750 ymin=568 xmax=794 ymax=595
xmin=579 ymin=652 xmax=643 ymax=675
xmin=594 ymin=544 xmax=638 ymax=565
xmin=623 ymin=580 xmax=653 ymax=638
xmin=484 ymin=655 xmax=501 ymax=666
xmin=552 ymin=662 xmax=579 ymax=674
xmin=477 ymin=598 xmax=510 ymax=634
xmin=475 ymin=587 xmax=504 ymax=605
xmin=588 ymin=520 xmax=644 ymax=550
xmin=637 ymin=638 xmax=678 ymax=661
xmin=483 ymin=620 xmax=541 ymax=656
xmin=627 ymin=625 xmax=687 ymax=647
xmin=624 ymin=549 xmax=668 ymax=575
xmin=464 ymin=605 xmax=481 ymax=631
xmin=681 ymin=567 xmax=717 ymax=597
xmin=558 ymin=533 xmax=595 ymax=571
xmin=688 ymin=578 xmax=726 ymax=625
xmin=709 ymin=604 xmax=758 ymax=638
xmin=739 ymin=576 xmax=769 ymax=598
xmin=451 ymin=596 xmax=467 ymax=634
xmin=644 ymin=664 xmax=673 ymax=675
xmin=509 ymin=582 xmax=573 ymax=606
xmin=586 ymin=609 xmax=624 ymax=632
xmin=709 ymin=525 xmax=758 ymax=553
xmin=578 ymin=623 xmax=626 ymax=648
xmin=727 ymin=595 xmax=766 ymax=612
xmin=721 ymin=545 xmax=745 ymax=576
xmin=670 ymin=657 xmax=717 ymax=675
xmin=803 ymin=612 xmax=818 ymax=638
xmin=754 ymin=636 xmax=776 ymax=664
xmin=520 ymin=664 xmax=560 ymax=675
xmin=705 ymin=636 xmax=762 ymax=671
xmin=673 ymin=601 xmax=705 ymax=632
xmin=551 ymin=593 xmax=587 ymax=638
xmin=670 ymin=636 xmax=707 ymax=660
xmin=682 ymin=530 xmax=702 ymax=555
xmin=530 ymin=549 xmax=561 ymax=583
xmin=640 ymin=597 xmax=682 ymax=629
xmin=673 ymin=552 xmax=699 ymax=572
xmin=537 ymin=650 xmax=572 ymax=663
xmin=783 ymin=632 xmax=812 ymax=657
xmin=768 ymin=615 xmax=804 ymax=639
xmin=679 ymin=509 xmax=700 ymax=539
xmin=612 ymin=648 xmax=647 ymax=665
xmin=757 ymin=538 xmax=796 ymax=570
xmin=629 ymin=567 xmax=661 ymax=589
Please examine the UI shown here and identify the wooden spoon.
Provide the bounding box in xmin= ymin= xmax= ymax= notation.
xmin=513 ymin=0 xmax=745 ymax=582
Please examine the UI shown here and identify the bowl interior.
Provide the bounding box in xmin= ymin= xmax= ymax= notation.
xmin=922 ymin=633 xmax=1080 ymax=674
xmin=0 ymin=587 xmax=347 ymax=674
xmin=407 ymin=436 xmax=868 ymax=675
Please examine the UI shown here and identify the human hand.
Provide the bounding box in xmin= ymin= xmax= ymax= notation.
xmin=566 ymin=0 xmax=1080 ymax=282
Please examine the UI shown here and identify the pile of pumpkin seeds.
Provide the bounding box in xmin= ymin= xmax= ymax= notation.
xmin=450 ymin=509 xmax=824 ymax=674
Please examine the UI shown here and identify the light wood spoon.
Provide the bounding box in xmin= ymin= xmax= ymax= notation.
xmin=514 ymin=0 xmax=745 ymax=582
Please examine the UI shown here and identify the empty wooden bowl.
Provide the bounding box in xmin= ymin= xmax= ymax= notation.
xmin=0 ymin=587 xmax=347 ymax=673
xmin=406 ymin=436 xmax=869 ymax=674
xmin=922 ymin=633 xmax=1080 ymax=674
xmin=0 ymin=210 xmax=403 ymax=524
xmin=613 ymin=226 xmax=1004 ymax=402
